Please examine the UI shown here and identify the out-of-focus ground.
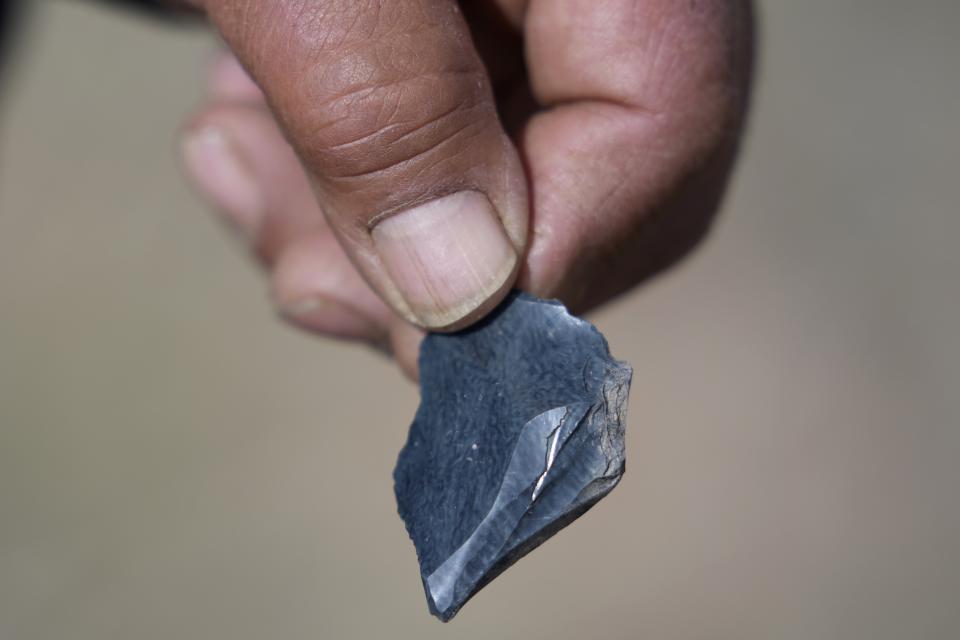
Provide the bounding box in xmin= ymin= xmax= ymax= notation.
xmin=1 ymin=2 xmax=958 ymax=639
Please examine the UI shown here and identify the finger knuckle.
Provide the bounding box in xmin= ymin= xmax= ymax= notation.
xmin=284 ymin=33 xmax=493 ymax=183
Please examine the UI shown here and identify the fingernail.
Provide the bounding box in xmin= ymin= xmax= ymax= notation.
xmin=181 ymin=126 xmax=264 ymax=241
xmin=371 ymin=191 xmax=518 ymax=329
xmin=278 ymin=295 xmax=385 ymax=341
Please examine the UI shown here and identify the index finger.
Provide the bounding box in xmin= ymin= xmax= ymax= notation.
xmin=518 ymin=0 xmax=755 ymax=309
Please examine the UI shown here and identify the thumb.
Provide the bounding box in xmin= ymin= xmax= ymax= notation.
xmin=197 ymin=0 xmax=528 ymax=330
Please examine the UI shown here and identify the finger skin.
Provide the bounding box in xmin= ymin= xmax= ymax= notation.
xmin=179 ymin=2 xmax=753 ymax=383
xmin=207 ymin=51 xmax=263 ymax=102
xmin=271 ymin=231 xmax=393 ymax=342
xmin=187 ymin=56 xmax=424 ymax=377
xmin=388 ymin=321 xmax=425 ymax=383
xmin=517 ymin=0 xmax=755 ymax=311
xmin=190 ymin=0 xmax=530 ymax=331
xmin=183 ymin=99 xmax=400 ymax=341
xmin=184 ymin=103 xmax=324 ymax=264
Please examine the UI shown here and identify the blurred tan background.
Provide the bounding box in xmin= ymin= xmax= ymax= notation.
xmin=1 ymin=2 xmax=958 ymax=638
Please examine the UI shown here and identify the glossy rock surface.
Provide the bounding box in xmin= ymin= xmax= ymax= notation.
xmin=394 ymin=292 xmax=632 ymax=621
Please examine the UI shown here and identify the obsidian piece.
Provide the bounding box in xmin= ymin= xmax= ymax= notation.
xmin=394 ymin=292 xmax=632 ymax=621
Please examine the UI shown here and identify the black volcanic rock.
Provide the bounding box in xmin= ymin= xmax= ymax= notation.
xmin=394 ymin=292 xmax=632 ymax=621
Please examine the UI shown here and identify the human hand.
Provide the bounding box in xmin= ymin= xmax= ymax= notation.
xmin=179 ymin=1 xmax=754 ymax=379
